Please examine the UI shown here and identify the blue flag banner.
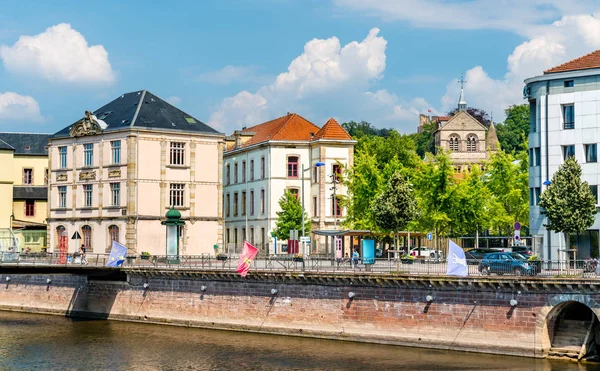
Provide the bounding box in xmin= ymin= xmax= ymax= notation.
xmin=106 ymin=241 xmax=128 ymax=267
xmin=446 ymin=239 xmax=468 ymax=277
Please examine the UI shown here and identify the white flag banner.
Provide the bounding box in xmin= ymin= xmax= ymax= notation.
xmin=446 ymin=239 xmax=468 ymax=277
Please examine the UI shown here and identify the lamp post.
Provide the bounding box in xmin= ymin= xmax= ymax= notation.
xmin=301 ymin=161 xmax=325 ymax=256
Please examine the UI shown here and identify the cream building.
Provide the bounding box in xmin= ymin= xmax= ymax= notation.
xmin=223 ymin=113 xmax=355 ymax=255
xmin=433 ymin=79 xmax=500 ymax=170
xmin=0 ymin=133 xmax=51 ymax=251
xmin=47 ymin=90 xmax=224 ymax=255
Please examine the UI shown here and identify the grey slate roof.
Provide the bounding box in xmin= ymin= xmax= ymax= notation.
xmin=52 ymin=90 xmax=221 ymax=138
xmin=0 ymin=134 xmax=50 ymax=155
xmin=0 ymin=139 xmax=13 ymax=151
xmin=13 ymin=186 xmax=48 ymax=200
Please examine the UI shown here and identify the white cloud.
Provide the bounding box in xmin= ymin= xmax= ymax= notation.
xmin=335 ymin=0 xmax=599 ymax=34
xmin=195 ymin=65 xmax=271 ymax=85
xmin=166 ymin=96 xmax=182 ymax=106
xmin=209 ymin=28 xmax=393 ymax=132
xmin=441 ymin=14 xmax=600 ymax=121
xmin=366 ymin=89 xmax=436 ymax=123
xmin=0 ymin=23 xmax=116 ymax=85
xmin=0 ymin=92 xmax=43 ymax=122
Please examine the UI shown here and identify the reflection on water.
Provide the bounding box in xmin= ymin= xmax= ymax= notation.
xmin=0 ymin=311 xmax=599 ymax=370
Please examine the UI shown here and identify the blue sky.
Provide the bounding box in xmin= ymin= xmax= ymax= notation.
xmin=1 ymin=0 xmax=599 ymax=134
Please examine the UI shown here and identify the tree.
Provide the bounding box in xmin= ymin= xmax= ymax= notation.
xmin=538 ymin=157 xmax=596 ymax=244
xmin=447 ymin=166 xmax=492 ymax=236
xmin=272 ymin=190 xmax=310 ymax=241
xmin=448 ymin=107 xmax=491 ymax=127
xmin=413 ymin=150 xmax=455 ymax=248
xmin=485 ymin=150 xmax=529 ymax=236
xmin=371 ymin=171 xmax=419 ymax=248
xmin=495 ymin=104 xmax=530 ymax=153
xmin=342 ymin=121 xmax=391 ymax=138
xmin=410 ymin=120 xmax=436 ymax=158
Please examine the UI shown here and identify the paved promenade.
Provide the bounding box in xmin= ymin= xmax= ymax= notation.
xmin=0 ymin=252 xmax=596 ymax=278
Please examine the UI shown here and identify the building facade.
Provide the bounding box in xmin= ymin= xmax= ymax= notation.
xmin=0 ymin=133 xmax=50 ymax=251
xmin=47 ymin=91 xmax=224 ymax=256
xmin=432 ymin=79 xmax=500 ymax=170
xmin=525 ymin=50 xmax=600 ymax=260
xmin=223 ymin=113 xmax=355 ymax=255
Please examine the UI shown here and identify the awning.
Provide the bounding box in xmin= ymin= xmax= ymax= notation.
xmin=12 ymin=219 xmax=47 ymax=229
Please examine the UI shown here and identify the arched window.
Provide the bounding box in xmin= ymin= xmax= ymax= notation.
xmin=108 ymin=225 xmax=119 ymax=243
xmin=448 ymin=135 xmax=460 ymax=151
xmin=81 ymin=225 xmax=92 ymax=252
xmin=466 ymin=134 xmax=478 ymax=152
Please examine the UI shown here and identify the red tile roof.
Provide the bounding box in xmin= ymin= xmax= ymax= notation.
xmin=435 ymin=116 xmax=451 ymax=122
xmin=228 ymin=113 xmax=321 ymax=150
xmin=544 ymin=50 xmax=600 ymax=74
xmin=311 ymin=118 xmax=352 ymax=141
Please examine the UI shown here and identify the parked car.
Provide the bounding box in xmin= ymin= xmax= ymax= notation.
xmin=478 ymin=252 xmax=538 ymax=276
xmin=464 ymin=248 xmax=503 ymax=264
xmin=409 ymin=247 xmax=443 ymax=259
xmin=508 ymin=245 xmax=534 ymax=257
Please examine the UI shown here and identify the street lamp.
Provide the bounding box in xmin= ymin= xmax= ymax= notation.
xmin=302 ymin=161 xmax=325 ymax=256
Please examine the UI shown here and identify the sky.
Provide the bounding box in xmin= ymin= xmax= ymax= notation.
xmin=1 ymin=0 xmax=600 ymax=135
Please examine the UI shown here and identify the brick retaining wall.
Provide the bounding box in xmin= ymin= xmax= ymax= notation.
xmin=0 ymin=270 xmax=599 ymax=358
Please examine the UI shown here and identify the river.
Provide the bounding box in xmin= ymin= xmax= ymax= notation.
xmin=0 ymin=311 xmax=598 ymax=370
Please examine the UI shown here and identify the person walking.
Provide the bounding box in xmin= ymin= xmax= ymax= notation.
xmin=80 ymin=244 xmax=88 ymax=265
xmin=352 ymin=249 xmax=360 ymax=270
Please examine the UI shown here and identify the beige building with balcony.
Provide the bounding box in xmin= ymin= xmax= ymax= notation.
xmin=47 ymin=90 xmax=224 ymax=255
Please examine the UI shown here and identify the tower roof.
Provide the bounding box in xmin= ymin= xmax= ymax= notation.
xmin=486 ymin=121 xmax=500 ymax=151
xmin=458 ymin=73 xmax=467 ymax=111
xmin=312 ymin=118 xmax=353 ymax=141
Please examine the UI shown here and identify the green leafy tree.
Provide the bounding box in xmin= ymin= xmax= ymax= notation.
xmin=371 ymin=171 xmax=419 ymax=248
xmin=342 ymin=120 xmax=392 ymax=138
xmin=410 ymin=120 xmax=436 ymax=158
xmin=495 ymin=104 xmax=530 ymax=153
xmin=414 ymin=150 xmax=455 ymax=248
xmin=272 ymin=190 xmax=310 ymax=241
xmin=538 ymin=157 xmax=596 ymax=242
xmin=485 ymin=150 xmax=529 ymax=235
xmin=448 ymin=166 xmax=492 ymax=235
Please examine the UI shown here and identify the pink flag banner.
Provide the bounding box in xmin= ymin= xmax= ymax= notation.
xmin=236 ymin=241 xmax=259 ymax=277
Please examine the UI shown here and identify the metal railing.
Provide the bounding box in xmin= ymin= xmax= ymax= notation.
xmin=1 ymin=252 xmax=600 ymax=278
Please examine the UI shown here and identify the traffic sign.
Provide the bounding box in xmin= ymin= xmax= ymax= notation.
xmin=514 ymin=222 xmax=521 ymax=231
xmin=427 ymin=233 xmax=433 ymax=241
xmin=514 ymin=229 xmax=521 ymax=240
xmin=71 ymin=231 xmax=81 ymax=240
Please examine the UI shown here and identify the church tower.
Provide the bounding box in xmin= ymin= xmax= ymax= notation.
xmin=458 ymin=72 xmax=467 ymax=112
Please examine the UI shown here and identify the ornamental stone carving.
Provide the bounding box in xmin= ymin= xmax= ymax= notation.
xmin=79 ymin=171 xmax=96 ymax=181
xmin=108 ymin=169 xmax=121 ymax=178
xmin=56 ymin=173 xmax=68 ymax=182
xmin=69 ymin=111 xmax=105 ymax=137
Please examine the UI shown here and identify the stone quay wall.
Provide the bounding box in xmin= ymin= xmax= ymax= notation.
xmin=0 ymin=269 xmax=598 ymax=358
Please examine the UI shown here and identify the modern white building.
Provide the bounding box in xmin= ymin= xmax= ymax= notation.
xmin=223 ymin=113 xmax=355 ymax=255
xmin=525 ymin=50 xmax=600 ymax=260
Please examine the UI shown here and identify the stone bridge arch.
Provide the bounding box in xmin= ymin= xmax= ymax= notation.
xmin=535 ymin=294 xmax=600 ymax=358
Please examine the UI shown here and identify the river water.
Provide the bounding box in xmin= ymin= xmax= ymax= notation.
xmin=0 ymin=311 xmax=599 ymax=371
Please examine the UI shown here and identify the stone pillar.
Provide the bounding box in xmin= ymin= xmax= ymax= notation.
xmin=216 ymin=141 xmax=224 ymax=247
xmin=160 ymin=139 xmax=167 ymax=211
xmin=189 ymin=141 xmax=196 ymax=217
xmin=125 ymin=134 xmax=138 ymax=251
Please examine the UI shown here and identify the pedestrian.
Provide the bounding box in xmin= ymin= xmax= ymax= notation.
xmin=352 ymin=249 xmax=359 ymax=267
xmin=80 ymin=244 xmax=88 ymax=265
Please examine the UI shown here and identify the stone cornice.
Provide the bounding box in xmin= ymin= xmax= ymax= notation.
xmin=122 ymin=269 xmax=600 ymax=293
